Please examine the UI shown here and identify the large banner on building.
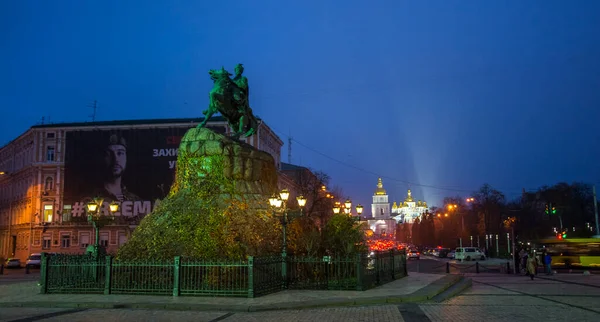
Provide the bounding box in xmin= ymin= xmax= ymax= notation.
xmin=63 ymin=126 xmax=225 ymax=220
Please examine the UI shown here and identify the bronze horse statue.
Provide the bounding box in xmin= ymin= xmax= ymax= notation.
xmin=197 ymin=66 xmax=258 ymax=138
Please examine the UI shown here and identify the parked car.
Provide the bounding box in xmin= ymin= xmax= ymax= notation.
xmin=447 ymin=250 xmax=456 ymax=259
xmin=407 ymin=249 xmax=420 ymax=260
xmin=26 ymin=253 xmax=42 ymax=268
xmin=438 ymin=248 xmax=451 ymax=258
xmin=4 ymin=258 xmax=22 ymax=268
xmin=454 ymin=247 xmax=486 ymax=261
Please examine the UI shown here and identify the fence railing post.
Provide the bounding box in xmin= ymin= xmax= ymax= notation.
xmin=476 ymin=261 xmax=480 ymax=274
xmin=390 ymin=250 xmax=395 ymax=280
xmin=281 ymin=253 xmax=287 ymax=289
xmin=506 ymin=262 xmax=510 ymax=274
xmin=356 ymin=253 xmax=363 ymax=291
xmin=375 ymin=251 xmax=380 ymax=285
xmin=104 ymin=256 xmax=112 ymax=295
xmin=446 ymin=262 xmax=450 ymax=274
xmin=403 ymin=252 xmax=408 ymax=277
xmin=247 ymin=256 xmax=254 ymax=298
xmin=40 ymin=252 xmax=49 ymax=294
xmin=173 ymin=256 xmax=181 ymax=297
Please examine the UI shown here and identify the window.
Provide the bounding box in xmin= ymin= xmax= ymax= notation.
xmin=44 ymin=177 xmax=54 ymax=191
xmin=46 ymin=132 xmax=55 ymax=138
xmin=61 ymin=234 xmax=70 ymax=248
xmin=80 ymin=233 xmax=90 ymax=248
xmin=118 ymin=232 xmax=128 ymax=246
xmin=46 ymin=146 xmax=55 ymax=162
xmin=43 ymin=204 xmax=53 ymax=222
xmin=100 ymin=232 xmax=109 ymax=247
xmin=42 ymin=235 xmax=51 ymax=249
xmin=62 ymin=205 xmax=72 ymax=222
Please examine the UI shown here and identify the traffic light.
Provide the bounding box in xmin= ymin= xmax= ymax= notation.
xmin=552 ymin=206 xmax=557 ymax=215
xmin=545 ymin=203 xmax=549 ymax=215
xmin=562 ymin=232 xmax=567 ymax=239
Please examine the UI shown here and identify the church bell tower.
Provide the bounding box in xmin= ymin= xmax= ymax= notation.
xmin=371 ymin=177 xmax=390 ymax=219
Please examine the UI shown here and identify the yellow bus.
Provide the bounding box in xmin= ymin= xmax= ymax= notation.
xmin=539 ymin=238 xmax=600 ymax=268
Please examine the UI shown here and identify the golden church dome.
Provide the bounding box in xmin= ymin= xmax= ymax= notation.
xmin=374 ymin=177 xmax=387 ymax=195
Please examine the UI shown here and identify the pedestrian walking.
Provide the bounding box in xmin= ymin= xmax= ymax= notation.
xmin=526 ymin=253 xmax=537 ymax=280
xmin=544 ymin=252 xmax=553 ymax=275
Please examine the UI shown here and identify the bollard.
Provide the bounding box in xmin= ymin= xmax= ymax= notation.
xmin=25 ymin=264 xmax=30 ymax=274
xmin=446 ymin=262 xmax=450 ymax=273
xmin=0 ymin=264 xmax=3 ymax=275
xmin=476 ymin=262 xmax=480 ymax=273
xmin=506 ymin=262 xmax=510 ymax=274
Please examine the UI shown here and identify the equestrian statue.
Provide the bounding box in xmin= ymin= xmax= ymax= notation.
xmin=197 ymin=63 xmax=259 ymax=138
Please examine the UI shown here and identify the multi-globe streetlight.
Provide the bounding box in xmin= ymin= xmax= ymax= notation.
xmin=86 ymin=198 xmax=119 ymax=257
xmin=268 ymin=189 xmax=306 ymax=288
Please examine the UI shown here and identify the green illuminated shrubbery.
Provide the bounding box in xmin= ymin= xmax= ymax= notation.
xmin=118 ymin=139 xmax=280 ymax=261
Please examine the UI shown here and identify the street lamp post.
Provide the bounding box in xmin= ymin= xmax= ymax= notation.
xmin=86 ymin=198 xmax=119 ymax=257
xmin=269 ymin=189 xmax=305 ymax=289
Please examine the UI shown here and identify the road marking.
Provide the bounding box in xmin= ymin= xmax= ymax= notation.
xmin=209 ymin=312 xmax=235 ymax=322
xmin=534 ymin=276 xmax=600 ymax=289
xmin=474 ymin=280 xmax=600 ymax=315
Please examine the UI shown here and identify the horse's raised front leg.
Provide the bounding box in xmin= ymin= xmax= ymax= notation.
xmin=197 ymin=105 xmax=214 ymax=128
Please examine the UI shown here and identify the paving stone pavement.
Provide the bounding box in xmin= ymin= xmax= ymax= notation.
xmin=2 ymin=274 xmax=599 ymax=321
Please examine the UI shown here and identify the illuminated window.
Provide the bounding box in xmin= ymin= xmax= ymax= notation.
xmin=46 ymin=146 xmax=55 ymax=162
xmin=43 ymin=204 xmax=53 ymax=222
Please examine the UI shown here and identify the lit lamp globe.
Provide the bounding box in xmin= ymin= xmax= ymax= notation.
xmin=87 ymin=200 xmax=99 ymax=213
xmin=296 ymin=195 xmax=307 ymax=208
xmin=333 ymin=205 xmax=341 ymax=214
xmin=279 ymin=189 xmax=290 ymax=201
xmin=269 ymin=194 xmax=280 ymax=207
xmin=356 ymin=204 xmax=364 ymax=215
xmin=109 ymin=201 xmax=119 ymax=213
xmin=344 ymin=199 xmax=352 ymax=210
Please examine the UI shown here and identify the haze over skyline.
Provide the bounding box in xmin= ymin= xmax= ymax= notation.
xmin=2 ymin=1 xmax=600 ymax=210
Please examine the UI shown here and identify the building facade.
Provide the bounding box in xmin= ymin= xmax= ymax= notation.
xmin=391 ymin=189 xmax=428 ymax=224
xmin=0 ymin=117 xmax=283 ymax=261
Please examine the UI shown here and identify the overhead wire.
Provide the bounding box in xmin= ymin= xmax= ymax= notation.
xmin=269 ymin=125 xmax=542 ymax=195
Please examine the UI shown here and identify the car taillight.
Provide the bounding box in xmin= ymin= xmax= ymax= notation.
xmin=417 ymin=252 xmax=420 ymax=255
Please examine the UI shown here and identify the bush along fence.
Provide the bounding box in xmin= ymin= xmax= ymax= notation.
xmin=39 ymin=250 xmax=407 ymax=298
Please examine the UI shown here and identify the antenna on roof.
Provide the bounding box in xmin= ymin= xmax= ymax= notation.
xmin=88 ymin=100 xmax=97 ymax=121
xmin=288 ymin=134 xmax=292 ymax=164
xmin=40 ymin=116 xmax=45 ymax=125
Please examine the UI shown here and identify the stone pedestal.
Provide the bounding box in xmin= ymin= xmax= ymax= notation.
xmin=117 ymin=128 xmax=281 ymax=260
xmin=174 ymin=127 xmax=278 ymax=208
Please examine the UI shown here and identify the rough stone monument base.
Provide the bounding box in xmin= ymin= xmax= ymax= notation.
xmin=118 ymin=128 xmax=281 ymax=260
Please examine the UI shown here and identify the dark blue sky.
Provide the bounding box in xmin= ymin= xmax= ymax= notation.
xmin=2 ymin=1 xmax=600 ymax=211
